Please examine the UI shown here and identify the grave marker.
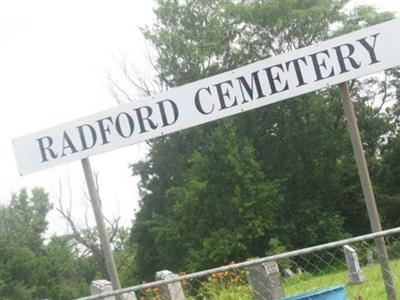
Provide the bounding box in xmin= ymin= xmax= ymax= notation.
xmin=247 ymin=261 xmax=284 ymax=300
xmin=155 ymin=270 xmax=186 ymax=300
xmin=90 ymin=280 xmax=136 ymax=300
xmin=367 ymin=250 xmax=374 ymax=265
xmin=343 ymin=245 xmax=366 ymax=284
xmin=284 ymin=268 xmax=295 ymax=277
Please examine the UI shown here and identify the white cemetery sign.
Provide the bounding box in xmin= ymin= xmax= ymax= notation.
xmin=13 ymin=18 xmax=400 ymax=174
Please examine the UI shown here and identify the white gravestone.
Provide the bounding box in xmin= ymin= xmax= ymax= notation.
xmin=367 ymin=250 xmax=374 ymax=265
xmin=91 ymin=280 xmax=113 ymax=300
xmin=247 ymin=261 xmax=284 ymax=300
xmin=284 ymin=268 xmax=295 ymax=277
xmin=155 ymin=270 xmax=186 ymax=300
xmin=90 ymin=280 xmax=136 ymax=300
xmin=343 ymin=245 xmax=366 ymax=284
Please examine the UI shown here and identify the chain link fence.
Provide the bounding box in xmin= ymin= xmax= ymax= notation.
xmin=76 ymin=227 xmax=400 ymax=300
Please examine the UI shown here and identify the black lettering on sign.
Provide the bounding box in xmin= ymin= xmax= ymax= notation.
xmin=194 ymin=87 xmax=214 ymax=115
xmin=37 ymin=136 xmax=58 ymax=162
xmin=77 ymin=124 xmax=97 ymax=150
xmin=358 ymin=33 xmax=380 ymax=65
xmin=30 ymin=26 xmax=389 ymax=169
xmin=214 ymin=80 xmax=238 ymax=110
xmin=97 ymin=117 xmax=114 ymax=145
xmin=157 ymin=99 xmax=179 ymax=127
xmin=61 ymin=131 xmax=78 ymax=157
xmin=115 ymin=112 xmax=135 ymax=138
xmin=310 ymin=50 xmax=335 ymax=81
xmin=333 ymin=43 xmax=361 ymax=74
xmin=135 ymin=106 xmax=158 ymax=133
xmin=237 ymin=71 xmax=265 ymax=103
xmin=264 ymin=64 xmax=289 ymax=95
xmin=285 ymin=57 xmax=308 ymax=87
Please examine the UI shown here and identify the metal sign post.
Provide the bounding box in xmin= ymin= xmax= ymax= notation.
xmin=339 ymin=82 xmax=396 ymax=300
xmin=81 ymin=158 xmax=123 ymax=300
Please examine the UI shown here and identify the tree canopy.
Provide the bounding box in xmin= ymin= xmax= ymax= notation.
xmin=0 ymin=187 xmax=138 ymax=299
xmin=129 ymin=0 xmax=400 ymax=281
xmin=0 ymin=188 xmax=91 ymax=300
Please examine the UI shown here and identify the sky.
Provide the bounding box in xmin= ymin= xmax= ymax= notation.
xmin=0 ymin=0 xmax=400 ymax=236
xmin=0 ymin=0 xmax=155 ymax=234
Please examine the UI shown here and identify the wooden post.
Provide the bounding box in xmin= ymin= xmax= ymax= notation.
xmin=81 ymin=158 xmax=123 ymax=300
xmin=339 ymin=82 xmax=396 ymax=300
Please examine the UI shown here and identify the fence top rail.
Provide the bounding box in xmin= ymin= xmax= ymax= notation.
xmin=75 ymin=226 xmax=400 ymax=300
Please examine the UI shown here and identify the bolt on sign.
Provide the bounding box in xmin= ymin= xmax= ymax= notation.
xmin=13 ymin=19 xmax=400 ymax=175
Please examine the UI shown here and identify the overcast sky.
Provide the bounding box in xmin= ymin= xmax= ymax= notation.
xmin=0 ymin=0 xmax=400 ymax=236
xmin=0 ymin=0 xmax=155 ymax=234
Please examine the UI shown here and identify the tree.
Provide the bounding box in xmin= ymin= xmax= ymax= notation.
xmin=55 ymin=177 xmax=127 ymax=281
xmin=129 ymin=0 xmax=397 ymax=281
xmin=36 ymin=235 xmax=91 ymax=300
xmin=376 ymin=69 xmax=400 ymax=228
xmin=0 ymin=188 xmax=50 ymax=299
xmin=132 ymin=119 xmax=284 ymax=278
xmin=0 ymin=188 xmax=97 ymax=300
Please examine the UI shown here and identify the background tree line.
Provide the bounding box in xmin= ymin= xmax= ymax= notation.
xmin=0 ymin=187 xmax=136 ymax=300
xmin=127 ymin=0 xmax=400 ymax=281
xmin=2 ymin=1 xmax=400 ymax=299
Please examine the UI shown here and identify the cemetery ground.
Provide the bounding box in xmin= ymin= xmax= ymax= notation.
xmin=134 ymin=237 xmax=400 ymax=300
xmin=80 ymin=229 xmax=400 ymax=300
xmin=180 ymin=259 xmax=400 ymax=299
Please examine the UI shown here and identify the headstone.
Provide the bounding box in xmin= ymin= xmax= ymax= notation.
xmin=122 ymin=292 xmax=137 ymax=300
xmin=367 ymin=250 xmax=374 ymax=265
xmin=284 ymin=268 xmax=295 ymax=277
xmin=90 ymin=280 xmax=137 ymax=300
xmin=91 ymin=280 xmax=113 ymax=300
xmin=343 ymin=245 xmax=365 ymax=284
xmin=155 ymin=270 xmax=185 ymax=300
xmin=247 ymin=261 xmax=284 ymax=300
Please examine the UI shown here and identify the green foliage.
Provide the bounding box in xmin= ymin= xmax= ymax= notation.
xmin=0 ymin=188 xmax=51 ymax=252
xmin=266 ymin=238 xmax=291 ymax=270
xmin=114 ymin=228 xmax=138 ymax=287
xmin=194 ymin=269 xmax=251 ymax=300
xmin=184 ymin=259 xmax=400 ymax=300
xmin=0 ymin=188 xmax=49 ymax=299
xmin=130 ymin=0 xmax=400 ymax=283
xmin=131 ymin=120 xmax=285 ymax=279
xmin=168 ymin=120 xmax=284 ymax=271
xmin=0 ymin=189 xmax=92 ymax=299
xmin=377 ymin=118 xmax=400 ymax=228
xmin=38 ymin=236 xmax=91 ymax=300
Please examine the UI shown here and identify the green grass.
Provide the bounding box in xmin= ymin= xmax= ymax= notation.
xmin=188 ymin=259 xmax=400 ymax=299
xmin=284 ymin=259 xmax=400 ymax=299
